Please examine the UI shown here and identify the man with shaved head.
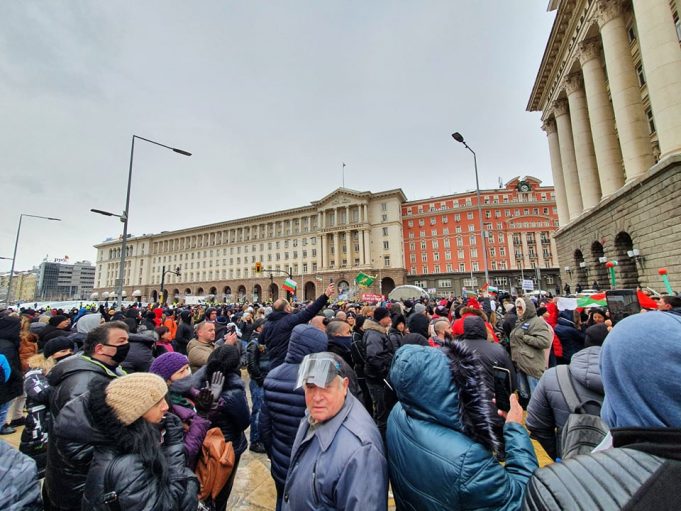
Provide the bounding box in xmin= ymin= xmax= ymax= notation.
xmin=263 ymin=283 xmax=336 ymax=369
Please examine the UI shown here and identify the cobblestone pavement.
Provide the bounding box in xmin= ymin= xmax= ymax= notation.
xmin=1 ymin=372 xmax=551 ymax=510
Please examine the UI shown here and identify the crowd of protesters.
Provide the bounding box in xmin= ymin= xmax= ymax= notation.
xmin=1 ymin=284 xmax=680 ymax=510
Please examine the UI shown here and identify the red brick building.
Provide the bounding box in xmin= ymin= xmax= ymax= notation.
xmin=402 ymin=176 xmax=561 ymax=295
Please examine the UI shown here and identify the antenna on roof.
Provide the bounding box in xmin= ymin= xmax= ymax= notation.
xmin=498 ymin=177 xmax=503 ymax=189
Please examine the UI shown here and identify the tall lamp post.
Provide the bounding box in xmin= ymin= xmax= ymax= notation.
xmin=91 ymin=135 xmax=191 ymax=310
xmin=159 ymin=265 xmax=181 ymax=305
xmin=5 ymin=214 xmax=61 ymax=306
xmin=451 ymin=132 xmax=490 ymax=286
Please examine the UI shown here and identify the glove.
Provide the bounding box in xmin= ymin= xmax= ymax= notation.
xmin=195 ymin=387 xmax=214 ymax=412
xmin=210 ymin=372 xmax=225 ymax=402
xmin=161 ymin=413 xmax=184 ymax=446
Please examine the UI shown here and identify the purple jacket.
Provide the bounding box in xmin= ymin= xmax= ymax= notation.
xmin=171 ymin=403 xmax=211 ymax=470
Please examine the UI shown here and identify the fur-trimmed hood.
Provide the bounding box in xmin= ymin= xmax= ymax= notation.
xmin=390 ymin=343 xmax=501 ymax=454
xmin=363 ymin=319 xmax=387 ymax=334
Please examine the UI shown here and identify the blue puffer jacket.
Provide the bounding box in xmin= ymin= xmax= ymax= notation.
xmin=554 ymin=310 xmax=585 ymax=362
xmin=259 ymin=324 xmax=327 ymax=487
xmin=205 ymin=372 xmax=250 ymax=456
xmin=387 ymin=344 xmax=538 ymax=511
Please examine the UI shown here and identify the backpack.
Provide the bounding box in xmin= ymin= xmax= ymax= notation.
xmin=195 ymin=427 xmax=235 ymax=501
xmin=556 ymin=364 xmax=609 ymax=460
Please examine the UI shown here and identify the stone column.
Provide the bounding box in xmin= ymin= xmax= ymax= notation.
xmin=541 ymin=119 xmax=570 ymax=226
xmin=345 ymin=206 xmax=350 ymax=225
xmin=345 ymin=231 xmax=352 ymax=266
xmin=565 ymin=72 xmax=602 ymax=209
xmin=319 ymin=235 xmax=325 ymax=269
xmin=363 ymin=204 xmax=369 ymax=224
xmin=632 ymin=0 xmax=681 ymax=158
xmin=363 ymin=229 xmax=371 ymax=266
xmin=596 ymin=0 xmax=654 ymax=180
xmin=579 ymin=38 xmax=626 ymax=196
xmin=333 ymin=232 xmax=339 ymax=268
xmin=358 ymin=229 xmax=365 ymax=265
xmin=553 ymin=99 xmax=584 ymax=219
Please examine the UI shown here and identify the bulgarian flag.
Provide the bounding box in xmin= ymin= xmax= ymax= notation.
xmin=355 ymin=272 xmax=376 ymax=287
xmin=282 ymin=278 xmax=297 ymax=293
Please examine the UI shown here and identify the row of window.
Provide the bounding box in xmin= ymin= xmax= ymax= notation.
xmin=404 ymin=192 xmax=556 ymax=215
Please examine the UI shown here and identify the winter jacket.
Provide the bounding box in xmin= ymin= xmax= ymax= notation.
xmin=327 ymin=335 xmax=354 ymax=368
xmin=66 ymin=313 xmax=103 ymax=350
xmin=38 ymin=325 xmax=71 ymax=349
xmin=0 ymin=315 xmax=22 ymax=405
xmin=246 ymin=333 xmax=270 ymax=386
xmin=526 ymin=346 xmax=604 ymax=459
xmin=19 ymin=334 xmax=38 ymax=372
xmin=260 ymin=324 xmax=327 ymax=487
xmin=282 ymin=394 xmax=388 ymax=511
xmin=262 ymin=292 xmax=329 ymax=369
xmin=174 ymin=322 xmax=194 ymax=354
xmin=510 ymin=299 xmax=552 ymax=379
xmin=0 ymin=440 xmax=42 ymax=511
xmin=44 ymin=355 xmax=124 ymax=510
xmin=387 ymin=344 xmax=538 ymax=511
xmin=168 ymin=400 xmax=211 ymax=470
xmin=205 ymin=372 xmax=250 ymax=456
xmin=120 ymin=333 xmax=155 ymax=373
xmin=163 ymin=317 xmax=177 ymax=340
xmin=406 ymin=312 xmax=429 ymax=339
xmin=80 ymin=384 xmax=199 ymax=511
xmin=524 ymin=428 xmax=681 ymax=510
xmin=362 ymin=319 xmax=393 ymax=382
xmin=553 ymin=310 xmax=585 ymax=363
xmin=187 ymin=339 xmax=214 ymax=373
xmin=19 ymin=364 xmax=53 ymax=475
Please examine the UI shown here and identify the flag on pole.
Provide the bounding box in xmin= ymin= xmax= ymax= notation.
xmin=355 ymin=272 xmax=376 ymax=287
xmin=282 ymin=278 xmax=297 ymax=293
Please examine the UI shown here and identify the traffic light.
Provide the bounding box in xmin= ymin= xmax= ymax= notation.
xmin=255 ymin=262 xmax=262 ymax=273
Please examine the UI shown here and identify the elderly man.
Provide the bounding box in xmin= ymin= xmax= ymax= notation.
xmin=282 ymin=352 xmax=388 ymax=511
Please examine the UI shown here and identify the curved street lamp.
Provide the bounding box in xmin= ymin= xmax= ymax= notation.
xmin=91 ymin=135 xmax=191 ymax=309
xmin=451 ymin=132 xmax=490 ymax=286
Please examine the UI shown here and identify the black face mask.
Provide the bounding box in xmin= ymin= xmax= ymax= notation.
xmin=103 ymin=343 xmax=130 ymax=363
xmin=330 ymin=335 xmax=353 ymax=348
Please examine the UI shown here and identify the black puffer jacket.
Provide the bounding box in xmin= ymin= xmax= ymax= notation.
xmin=525 ymin=346 xmax=604 ymax=460
xmin=0 ymin=440 xmax=42 ymax=511
xmin=45 ymin=355 xmax=123 ymax=510
xmin=259 ymin=324 xmax=327 ymax=487
xmin=524 ymin=429 xmax=681 ymax=510
xmin=174 ymin=321 xmax=194 ymax=355
xmin=0 ymin=315 xmax=22 ymax=405
xmin=80 ymin=381 xmax=199 ymax=511
xmin=205 ymin=372 xmax=250 ymax=456
xmin=362 ymin=320 xmax=393 ymax=382
xmin=20 ymin=364 xmax=53 ymax=476
xmin=262 ymin=292 xmax=329 ymax=369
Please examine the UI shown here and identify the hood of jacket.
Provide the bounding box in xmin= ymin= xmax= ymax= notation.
xmin=76 ymin=313 xmax=102 ymax=334
xmin=47 ymin=353 xmax=117 ymax=387
xmin=568 ymin=346 xmax=603 ymax=394
xmin=363 ymin=319 xmax=387 ymax=334
xmin=462 ymin=316 xmax=487 ymax=340
xmin=390 ymin=343 xmax=500 ymax=453
xmin=601 ymin=311 xmax=681 ymax=429
xmin=0 ymin=315 xmax=20 ymax=344
xmin=284 ymin=324 xmax=328 ymax=364
xmin=515 ymin=297 xmax=537 ymax=320
xmin=558 ymin=309 xmax=576 ymax=324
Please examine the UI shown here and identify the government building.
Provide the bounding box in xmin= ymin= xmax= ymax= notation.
xmin=528 ymin=0 xmax=681 ymax=291
xmin=93 ymin=188 xmax=407 ymax=303
xmin=402 ymin=177 xmax=561 ymax=296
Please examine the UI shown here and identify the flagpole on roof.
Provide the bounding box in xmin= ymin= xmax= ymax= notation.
xmin=342 ymin=162 xmax=346 ymax=188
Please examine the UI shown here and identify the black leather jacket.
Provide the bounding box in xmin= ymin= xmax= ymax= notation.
xmin=524 ymin=428 xmax=681 ymax=510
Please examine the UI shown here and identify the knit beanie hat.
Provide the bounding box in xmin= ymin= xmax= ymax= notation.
xmin=105 ymin=373 xmax=168 ymax=426
xmin=49 ymin=315 xmax=68 ymax=327
xmin=43 ymin=337 xmax=74 ymax=359
xmin=373 ymin=307 xmax=390 ymax=323
xmin=414 ymin=303 xmax=426 ymax=314
xmin=149 ymin=352 xmax=189 ymax=382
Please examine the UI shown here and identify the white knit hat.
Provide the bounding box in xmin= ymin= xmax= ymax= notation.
xmin=105 ymin=373 xmax=168 ymax=426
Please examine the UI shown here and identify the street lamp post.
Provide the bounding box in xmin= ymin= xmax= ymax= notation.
xmin=451 ymin=132 xmax=490 ymax=286
xmin=92 ymin=135 xmax=191 ymax=310
xmin=5 ymin=214 xmax=61 ymax=306
xmin=159 ymin=265 xmax=181 ymax=305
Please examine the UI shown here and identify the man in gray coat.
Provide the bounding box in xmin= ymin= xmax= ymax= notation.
xmin=525 ymin=346 xmax=604 ymax=459
xmin=282 ymin=352 xmax=388 ymax=511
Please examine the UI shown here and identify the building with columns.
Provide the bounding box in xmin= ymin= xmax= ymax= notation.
xmin=93 ymin=188 xmax=407 ymax=303
xmin=528 ymin=0 xmax=681 ymax=291
xmin=402 ymin=177 xmax=561 ymax=296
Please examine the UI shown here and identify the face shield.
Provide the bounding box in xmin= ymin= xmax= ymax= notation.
xmin=295 ymin=353 xmax=342 ymax=389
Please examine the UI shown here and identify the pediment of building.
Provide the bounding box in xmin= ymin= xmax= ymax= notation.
xmin=311 ymin=188 xmax=370 ymax=209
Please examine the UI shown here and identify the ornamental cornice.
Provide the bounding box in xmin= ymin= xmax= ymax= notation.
xmin=564 ymin=73 xmax=584 ymax=95
xmin=577 ymin=37 xmax=602 ymax=65
xmin=594 ymin=0 xmax=624 ymax=29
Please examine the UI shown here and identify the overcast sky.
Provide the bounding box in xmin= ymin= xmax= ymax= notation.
xmin=0 ymin=1 xmax=555 ymax=273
